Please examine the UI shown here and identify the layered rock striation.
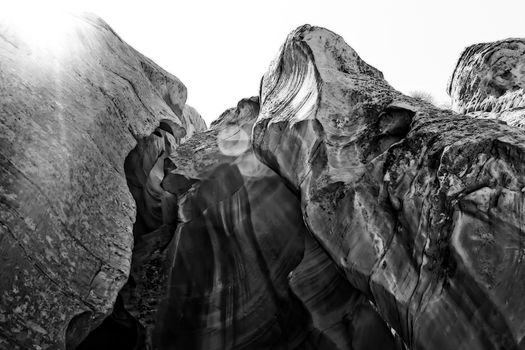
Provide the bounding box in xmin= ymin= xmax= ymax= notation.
xmin=448 ymin=38 xmax=525 ymax=127
xmin=254 ymin=25 xmax=525 ymax=350
xmin=0 ymin=12 xmax=205 ymax=349
xmin=2 ymin=11 xmax=525 ymax=350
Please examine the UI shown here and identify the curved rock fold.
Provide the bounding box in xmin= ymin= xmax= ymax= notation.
xmin=253 ymin=25 xmax=525 ymax=350
xmin=2 ymin=12 xmax=525 ymax=350
xmin=152 ymin=97 xmax=398 ymax=350
xmin=0 ymin=12 xmax=204 ymax=349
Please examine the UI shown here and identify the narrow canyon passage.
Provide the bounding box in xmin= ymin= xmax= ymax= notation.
xmin=77 ymin=98 xmax=400 ymax=349
xmin=1 ymin=10 xmax=525 ymax=350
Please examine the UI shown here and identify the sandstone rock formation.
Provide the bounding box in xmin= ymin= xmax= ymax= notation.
xmin=253 ymin=25 xmax=525 ymax=349
xmin=3 ymin=11 xmax=525 ymax=350
xmin=120 ymin=96 xmax=398 ymax=349
xmin=449 ymin=38 xmax=525 ymax=127
xmin=0 ymin=12 xmax=204 ymax=349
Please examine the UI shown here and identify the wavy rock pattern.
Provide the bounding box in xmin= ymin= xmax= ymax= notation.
xmin=3 ymin=11 xmax=524 ymax=350
xmin=290 ymin=233 xmax=402 ymax=350
xmin=254 ymin=25 xmax=525 ymax=350
xmin=448 ymin=39 xmax=525 ymax=127
xmin=152 ymin=98 xmax=399 ymax=350
xmin=0 ymin=12 xmax=203 ymax=349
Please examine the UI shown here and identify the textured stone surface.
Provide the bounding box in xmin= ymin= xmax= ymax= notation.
xmin=118 ymin=118 xmax=185 ymax=348
xmin=0 ymin=12 xmax=202 ymax=349
xmin=4 ymin=12 xmax=525 ymax=350
xmin=182 ymin=105 xmax=208 ymax=141
xmin=253 ymin=25 xmax=525 ymax=349
xmin=150 ymin=98 xmax=399 ymax=350
xmin=448 ymin=38 xmax=525 ymax=127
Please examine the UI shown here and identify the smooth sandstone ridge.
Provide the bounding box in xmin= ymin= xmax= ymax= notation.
xmin=449 ymin=38 xmax=525 ymax=127
xmin=0 ymin=12 xmax=205 ymax=349
xmin=253 ymin=25 xmax=525 ymax=350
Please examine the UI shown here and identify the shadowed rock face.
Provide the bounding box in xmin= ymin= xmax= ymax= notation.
xmin=0 ymin=12 xmax=204 ymax=349
xmin=253 ymin=25 xmax=525 ymax=350
xmin=152 ymin=98 xmax=399 ymax=350
xmin=118 ymin=119 xmax=185 ymax=347
xmin=449 ymin=39 xmax=525 ymax=127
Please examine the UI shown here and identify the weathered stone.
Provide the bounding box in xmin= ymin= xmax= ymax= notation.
xmin=254 ymin=25 xmax=525 ymax=349
xmin=449 ymin=38 xmax=525 ymax=128
xmin=118 ymin=119 xmax=185 ymax=347
xmin=209 ymin=96 xmax=259 ymax=131
xmin=0 ymin=12 xmax=203 ymax=349
xmin=182 ymin=105 xmax=208 ymax=141
xmin=4 ymin=11 xmax=524 ymax=350
xmin=150 ymin=98 xmax=399 ymax=349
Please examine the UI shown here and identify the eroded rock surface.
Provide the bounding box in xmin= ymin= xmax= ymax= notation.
xmin=3 ymin=11 xmax=525 ymax=350
xmin=449 ymin=38 xmax=525 ymax=127
xmin=148 ymin=98 xmax=399 ymax=350
xmin=254 ymin=25 xmax=525 ymax=350
xmin=182 ymin=105 xmax=207 ymax=141
xmin=0 ymin=12 xmax=203 ymax=349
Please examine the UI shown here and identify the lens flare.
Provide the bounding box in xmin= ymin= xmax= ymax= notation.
xmin=217 ymin=125 xmax=251 ymax=156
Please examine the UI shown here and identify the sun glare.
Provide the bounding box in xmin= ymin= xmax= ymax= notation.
xmin=1 ymin=1 xmax=83 ymax=56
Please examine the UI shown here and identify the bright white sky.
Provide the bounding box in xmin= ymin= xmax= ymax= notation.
xmin=4 ymin=0 xmax=525 ymax=124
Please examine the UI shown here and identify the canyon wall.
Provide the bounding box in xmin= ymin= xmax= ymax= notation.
xmin=253 ymin=25 xmax=525 ymax=350
xmin=2 ymin=12 xmax=525 ymax=350
xmin=0 ymin=12 xmax=205 ymax=349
